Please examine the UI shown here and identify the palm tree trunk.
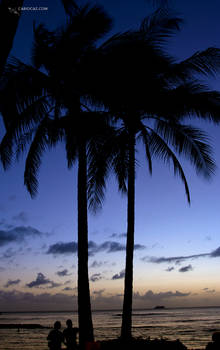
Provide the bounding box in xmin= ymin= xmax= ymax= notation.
xmin=0 ymin=0 xmax=24 ymax=75
xmin=121 ymin=131 xmax=135 ymax=340
xmin=77 ymin=140 xmax=94 ymax=349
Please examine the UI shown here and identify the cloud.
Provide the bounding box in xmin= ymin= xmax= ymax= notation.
xmin=47 ymin=240 xmax=145 ymax=257
xmin=0 ymin=226 xmax=46 ymax=247
xmin=64 ymin=280 xmax=72 ymax=285
xmin=26 ymin=273 xmax=61 ymax=289
xmin=12 ymin=212 xmax=28 ymax=224
xmin=165 ymin=267 xmax=174 ymax=272
xmin=109 ymin=233 xmax=126 ymax=239
xmin=179 ymin=265 xmax=193 ymax=273
xmin=0 ymin=290 xmax=78 ymax=312
xmin=203 ymin=288 xmax=215 ymax=294
xmin=112 ymin=270 xmax=125 ymax=280
xmin=90 ymin=241 xmax=126 ymax=254
xmin=210 ymin=247 xmax=220 ymax=257
xmin=90 ymin=261 xmax=104 ymax=268
xmin=90 ymin=273 xmax=102 ymax=282
xmin=134 ymin=290 xmax=190 ymax=301
xmin=0 ymin=288 xmax=192 ymax=312
xmin=4 ymin=279 xmax=21 ymax=288
xmin=56 ymin=269 xmax=71 ymax=277
xmin=47 ymin=242 xmax=78 ymax=255
xmin=144 ymin=253 xmax=208 ymax=264
xmin=142 ymin=246 xmax=220 ymax=265
xmin=1 ymin=248 xmax=18 ymax=260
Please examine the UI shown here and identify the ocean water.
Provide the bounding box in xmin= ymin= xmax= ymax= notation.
xmin=0 ymin=307 xmax=220 ymax=350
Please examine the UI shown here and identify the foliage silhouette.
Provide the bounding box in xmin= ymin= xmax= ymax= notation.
xmin=89 ymin=7 xmax=220 ymax=340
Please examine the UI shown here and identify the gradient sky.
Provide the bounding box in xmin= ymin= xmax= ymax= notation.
xmin=0 ymin=0 xmax=220 ymax=311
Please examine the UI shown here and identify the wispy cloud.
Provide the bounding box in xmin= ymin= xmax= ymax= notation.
xmin=12 ymin=212 xmax=28 ymax=224
xmin=47 ymin=242 xmax=78 ymax=255
xmin=165 ymin=267 xmax=175 ymax=272
xmin=47 ymin=240 xmax=145 ymax=257
xmin=4 ymin=279 xmax=21 ymax=288
xmin=112 ymin=270 xmax=125 ymax=280
xmin=90 ymin=261 xmax=104 ymax=268
xmin=56 ymin=269 xmax=71 ymax=277
xmin=134 ymin=290 xmax=190 ymax=301
xmin=203 ymin=288 xmax=216 ymax=294
xmin=179 ymin=264 xmax=193 ymax=273
xmin=90 ymin=273 xmax=102 ymax=282
xmin=26 ymin=273 xmax=61 ymax=289
xmin=142 ymin=246 xmax=220 ymax=265
xmin=109 ymin=233 xmax=126 ymax=239
xmin=0 ymin=226 xmax=47 ymax=247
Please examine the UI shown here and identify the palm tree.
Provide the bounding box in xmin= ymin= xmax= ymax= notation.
xmin=91 ymin=8 xmax=220 ymax=340
xmin=0 ymin=4 xmax=113 ymax=347
xmin=0 ymin=0 xmax=24 ymax=75
xmin=0 ymin=0 xmax=81 ymax=76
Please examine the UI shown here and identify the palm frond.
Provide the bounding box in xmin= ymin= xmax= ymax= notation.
xmin=61 ymin=0 xmax=79 ymax=16
xmin=155 ymin=120 xmax=215 ymax=178
xmin=158 ymin=82 xmax=220 ymax=124
xmin=62 ymin=3 xmax=113 ymax=48
xmin=111 ymin=130 xmax=129 ymax=193
xmin=24 ymin=118 xmax=64 ymax=197
xmin=174 ymin=47 xmax=220 ymax=78
xmin=32 ymin=23 xmax=56 ymax=69
xmin=138 ymin=123 xmax=153 ymax=174
xmin=149 ymin=128 xmax=190 ymax=203
xmin=140 ymin=7 xmax=183 ymax=44
xmin=86 ymin=113 xmax=115 ymax=212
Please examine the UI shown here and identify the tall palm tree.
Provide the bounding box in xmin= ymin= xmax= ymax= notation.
xmin=0 ymin=4 xmax=113 ymax=347
xmin=91 ymin=8 xmax=220 ymax=340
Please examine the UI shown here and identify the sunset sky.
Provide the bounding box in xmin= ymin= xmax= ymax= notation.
xmin=1 ymin=0 xmax=220 ymax=311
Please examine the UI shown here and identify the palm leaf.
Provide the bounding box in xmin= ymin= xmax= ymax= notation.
xmin=140 ymin=7 xmax=183 ymax=44
xmin=24 ymin=118 xmax=64 ymax=197
xmin=138 ymin=122 xmax=153 ymax=175
xmin=155 ymin=120 xmax=215 ymax=178
xmin=157 ymin=82 xmax=220 ymax=124
xmin=149 ymin=128 xmax=190 ymax=203
xmin=173 ymin=47 xmax=220 ymax=78
xmin=61 ymin=0 xmax=79 ymax=16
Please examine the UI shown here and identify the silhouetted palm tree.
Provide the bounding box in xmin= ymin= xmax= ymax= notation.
xmin=91 ymin=8 xmax=220 ymax=340
xmin=0 ymin=0 xmax=24 ymax=75
xmin=0 ymin=0 xmax=80 ymax=76
xmin=0 ymin=4 xmax=113 ymax=347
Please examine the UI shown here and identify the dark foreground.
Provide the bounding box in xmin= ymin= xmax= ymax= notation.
xmin=94 ymin=338 xmax=203 ymax=350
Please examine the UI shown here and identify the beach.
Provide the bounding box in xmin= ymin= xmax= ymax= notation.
xmin=0 ymin=307 xmax=219 ymax=350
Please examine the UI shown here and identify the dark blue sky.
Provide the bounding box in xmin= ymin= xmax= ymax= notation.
xmin=0 ymin=0 xmax=220 ymax=311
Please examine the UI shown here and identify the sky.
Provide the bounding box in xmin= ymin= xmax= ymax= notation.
xmin=1 ymin=0 xmax=220 ymax=312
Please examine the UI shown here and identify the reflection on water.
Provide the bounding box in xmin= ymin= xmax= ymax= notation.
xmin=0 ymin=307 xmax=220 ymax=349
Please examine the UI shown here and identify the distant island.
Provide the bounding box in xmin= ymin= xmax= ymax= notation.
xmin=154 ymin=306 xmax=165 ymax=309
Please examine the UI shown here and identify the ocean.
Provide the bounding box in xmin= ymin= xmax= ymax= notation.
xmin=0 ymin=307 xmax=220 ymax=350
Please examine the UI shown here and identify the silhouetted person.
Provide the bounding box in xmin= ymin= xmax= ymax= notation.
xmin=63 ymin=319 xmax=79 ymax=350
xmin=47 ymin=321 xmax=64 ymax=350
xmin=206 ymin=332 xmax=220 ymax=350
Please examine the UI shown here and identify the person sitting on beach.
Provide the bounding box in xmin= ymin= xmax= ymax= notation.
xmin=205 ymin=331 xmax=220 ymax=350
xmin=63 ymin=319 xmax=79 ymax=349
xmin=47 ymin=321 xmax=64 ymax=350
